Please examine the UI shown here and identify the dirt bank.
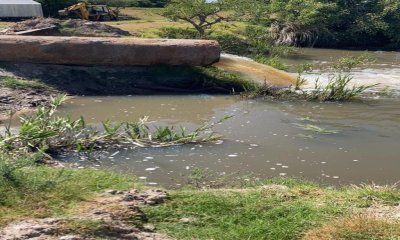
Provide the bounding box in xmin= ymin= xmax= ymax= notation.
xmin=0 ymin=62 xmax=248 ymax=122
xmin=1 ymin=189 xmax=171 ymax=240
xmin=1 ymin=17 xmax=131 ymax=37
xmin=0 ymin=86 xmax=56 ymax=123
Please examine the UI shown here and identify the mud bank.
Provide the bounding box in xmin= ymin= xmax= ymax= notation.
xmin=1 ymin=189 xmax=171 ymax=240
xmin=0 ymin=85 xmax=57 ymax=123
xmin=0 ymin=36 xmax=221 ymax=66
xmin=0 ymin=62 xmax=249 ymax=121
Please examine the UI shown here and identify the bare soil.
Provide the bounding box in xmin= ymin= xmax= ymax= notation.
xmin=2 ymin=18 xmax=132 ymax=37
xmin=0 ymin=86 xmax=56 ymax=123
xmin=0 ymin=189 xmax=172 ymax=240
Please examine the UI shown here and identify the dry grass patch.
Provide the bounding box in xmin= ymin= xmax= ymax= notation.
xmin=0 ymin=22 xmax=12 ymax=30
xmin=304 ymin=214 xmax=400 ymax=240
xmin=108 ymin=7 xmax=189 ymax=36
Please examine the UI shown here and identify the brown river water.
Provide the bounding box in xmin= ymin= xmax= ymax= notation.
xmin=57 ymin=48 xmax=400 ymax=187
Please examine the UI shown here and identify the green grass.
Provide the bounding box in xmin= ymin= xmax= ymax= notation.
xmin=143 ymin=179 xmax=400 ymax=240
xmin=0 ymin=76 xmax=52 ymax=91
xmin=0 ymin=155 xmax=136 ymax=225
xmin=0 ymin=155 xmax=399 ymax=239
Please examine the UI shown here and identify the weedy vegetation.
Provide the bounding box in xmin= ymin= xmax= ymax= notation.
xmin=142 ymin=178 xmax=400 ymax=240
xmin=0 ymin=153 xmax=135 ymax=225
xmin=305 ymin=54 xmax=379 ymax=101
xmin=243 ymin=54 xmax=380 ymax=102
xmin=293 ymin=123 xmax=338 ymax=135
xmin=0 ymin=76 xmax=52 ymax=91
xmin=0 ymin=95 xmax=230 ymax=157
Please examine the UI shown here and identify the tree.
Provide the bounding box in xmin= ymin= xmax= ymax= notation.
xmin=163 ymin=0 xmax=250 ymax=36
xmin=37 ymin=0 xmax=76 ymax=16
xmin=263 ymin=0 xmax=337 ymax=46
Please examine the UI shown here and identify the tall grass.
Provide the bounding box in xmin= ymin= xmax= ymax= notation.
xmin=308 ymin=73 xmax=378 ymax=101
xmin=244 ymin=55 xmax=379 ymax=101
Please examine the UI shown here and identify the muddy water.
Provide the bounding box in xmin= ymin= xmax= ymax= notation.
xmin=61 ymin=95 xmax=400 ymax=187
xmin=58 ymin=48 xmax=400 ymax=187
xmin=282 ymin=48 xmax=400 ymax=92
xmin=216 ymin=54 xmax=296 ymax=86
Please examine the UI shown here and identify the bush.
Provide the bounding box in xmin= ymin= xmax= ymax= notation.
xmin=159 ymin=27 xmax=201 ymax=39
xmin=210 ymin=33 xmax=250 ymax=55
xmin=37 ymin=0 xmax=76 ymax=16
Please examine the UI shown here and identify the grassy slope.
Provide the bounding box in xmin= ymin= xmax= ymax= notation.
xmin=144 ymin=179 xmax=400 ymax=240
xmin=0 ymin=157 xmax=399 ymax=239
xmin=0 ymin=76 xmax=53 ymax=91
xmin=108 ymin=7 xmax=246 ymax=38
xmin=0 ymin=158 xmax=136 ymax=226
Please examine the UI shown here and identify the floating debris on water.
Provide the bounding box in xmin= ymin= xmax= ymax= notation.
xmin=110 ymin=151 xmax=120 ymax=157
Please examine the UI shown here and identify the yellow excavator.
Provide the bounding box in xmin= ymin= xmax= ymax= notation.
xmin=58 ymin=2 xmax=119 ymax=21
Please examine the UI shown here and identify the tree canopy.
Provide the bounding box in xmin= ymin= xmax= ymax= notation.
xmin=163 ymin=0 xmax=251 ymax=36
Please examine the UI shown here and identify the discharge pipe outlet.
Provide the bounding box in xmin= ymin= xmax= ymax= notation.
xmin=0 ymin=36 xmax=221 ymax=66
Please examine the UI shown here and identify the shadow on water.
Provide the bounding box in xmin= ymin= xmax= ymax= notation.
xmin=0 ymin=62 xmax=250 ymax=95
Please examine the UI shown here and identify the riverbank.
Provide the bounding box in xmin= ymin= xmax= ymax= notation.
xmin=0 ymin=160 xmax=399 ymax=239
xmin=0 ymin=63 xmax=254 ymax=123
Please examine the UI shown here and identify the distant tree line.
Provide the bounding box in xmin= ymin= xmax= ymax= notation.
xmin=164 ymin=0 xmax=400 ymax=49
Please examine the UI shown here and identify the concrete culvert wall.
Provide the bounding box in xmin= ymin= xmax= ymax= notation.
xmin=0 ymin=36 xmax=221 ymax=66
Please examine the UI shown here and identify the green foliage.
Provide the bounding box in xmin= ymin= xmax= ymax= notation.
xmin=253 ymin=55 xmax=288 ymax=71
xmin=308 ymin=74 xmax=377 ymax=101
xmin=0 ymin=77 xmax=51 ymax=91
xmin=144 ymin=180 xmax=400 ymax=240
xmin=159 ymin=27 xmax=201 ymax=39
xmin=0 ymin=95 xmax=228 ymax=155
xmin=211 ymin=32 xmax=250 ymax=55
xmin=0 ymin=154 xmax=134 ymax=222
xmin=163 ymin=0 xmax=250 ymax=36
xmin=307 ymin=55 xmax=379 ymax=101
xmin=251 ymin=0 xmax=400 ymax=48
xmin=332 ymin=54 xmax=375 ymax=72
xmin=36 ymin=0 xmax=76 ymax=16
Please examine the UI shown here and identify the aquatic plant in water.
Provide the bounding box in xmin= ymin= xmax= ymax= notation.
xmin=0 ymin=95 xmax=230 ymax=156
xmin=293 ymin=123 xmax=338 ymax=135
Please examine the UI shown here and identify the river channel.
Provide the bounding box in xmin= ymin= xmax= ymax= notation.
xmin=59 ymin=48 xmax=400 ymax=187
